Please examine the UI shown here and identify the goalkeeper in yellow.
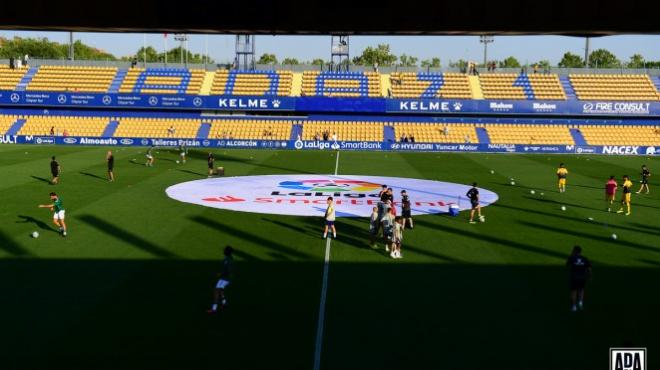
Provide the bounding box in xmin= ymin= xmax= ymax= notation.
xmin=617 ymin=175 xmax=633 ymax=216
xmin=557 ymin=163 xmax=568 ymax=193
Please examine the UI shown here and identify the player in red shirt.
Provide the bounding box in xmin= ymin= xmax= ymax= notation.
xmin=605 ymin=176 xmax=618 ymax=212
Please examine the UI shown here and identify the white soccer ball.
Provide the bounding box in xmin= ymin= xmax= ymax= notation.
xmin=561 ymin=206 xmax=566 ymax=211
xmin=479 ymin=215 xmax=486 ymax=222
xmin=530 ymin=190 xmax=536 ymax=194
xmin=588 ymin=217 xmax=594 ymax=221
xmin=176 ymin=160 xmax=180 ymax=164
xmin=611 ymin=233 xmax=618 ymax=240
xmin=510 ymin=181 xmax=516 ymax=186
xmin=490 ymin=170 xmax=495 ymax=174
xmin=31 ymin=231 xmax=39 ymax=238
xmin=540 ymin=192 xmax=544 ymax=196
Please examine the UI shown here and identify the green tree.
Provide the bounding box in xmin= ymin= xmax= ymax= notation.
xmin=535 ymin=60 xmax=551 ymax=70
xmin=72 ymin=40 xmax=116 ymax=60
xmin=498 ymin=56 xmax=521 ymax=68
xmin=0 ymin=37 xmax=117 ymax=60
xmin=398 ymin=54 xmax=418 ymax=67
xmin=310 ymin=58 xmax=325 ymax=66
xmin=588 ymin=49 xmax=620 ymax=68
xmin=421 ymin=57 xmax=441 ymax=68
xmin=558 ymin=52 xmax=584 ymax=68
xmin=627 ymin=54 xmax=645 ymax=68
xmin=282 ymin=57 xmax=299 ymax=65
xmin=352 ymin=44 xmax=397 ymax=66
xmin=449 ymin=59 xmax=468 ymax=68
xmin=131 ymin=46 xmax=160 ymax=62
xmin=257 ymin=53 xmax=278 ymax=65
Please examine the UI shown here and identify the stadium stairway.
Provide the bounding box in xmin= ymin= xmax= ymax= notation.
xmin=468 ymin=75 xmax=483 ymax=99
xmin=108 ymin=70 xmax=128 ymax=93
xmin=102 ymin=120 xmax=119 ymax=137
xmin=569 ymin=128 xmax=588 ymax=145
xmin=513 ymin=74 xmax=535 ymax=99
xmin=15 ymin=67 xmax=38 ymax=91
xmin=653 ymin=76 xmax=660 ymax=94
xmin=475 ymin=127 xmax=490 ymax=144
xmin=383 ymin=125 xmax=396 ymax=143
xmin=290 ymin=123 xmax=303 ymax=140
xmin=291 ymin=73 xmax=303 ymax=96
xmin=559 ymin=76 xmax=577 ymax=99
xmin=199 ymin=72 xmax=215 ymax=95
xmin=196 ymin=122 xmax=211 ymax=139
xmin=5 ymin=118 xmax=27 ymax=135
xmin=381 ymin=73 xmax=391 ymax=97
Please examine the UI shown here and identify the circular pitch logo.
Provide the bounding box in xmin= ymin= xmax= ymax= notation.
xmin=166 ymin=175 xmax=498 ymax=217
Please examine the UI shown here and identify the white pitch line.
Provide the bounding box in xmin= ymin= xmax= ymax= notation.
xmin=313 ymin=149 xmax=339 ymax=370
xmin=313 ymin=237 xmax=332 ymax=370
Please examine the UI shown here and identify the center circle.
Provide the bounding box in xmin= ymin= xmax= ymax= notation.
xmin=166 ymin=174 xmax=499 ymax=217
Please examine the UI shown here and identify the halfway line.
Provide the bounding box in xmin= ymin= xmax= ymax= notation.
xmin=313 ymin=237 xmax=332 ymax=370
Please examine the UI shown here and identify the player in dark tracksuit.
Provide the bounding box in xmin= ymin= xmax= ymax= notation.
xmin=636 ymin=165 xmax=651 ymax=194
xmin=467 ymin=182 xmax=482 ymax=224
xmin=566 ymin=246 xmax=592 ymax=312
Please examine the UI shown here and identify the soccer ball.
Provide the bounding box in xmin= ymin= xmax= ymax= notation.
xmin=561 ymin=206 xmax=566 ymax=211
xmin=176 ymin=160 xmax=180 ymax=164
xmin=611 ymin=233 xmax=618 ymax=240
xmin=510 ymin=181 xmax=516 ymax=186
xmin=540 ymin=192 xmax=544 ymax=196
xmin=530 ymin=190 xmax=535 ymax=194
xmin=479 ymin=215 xmax=486 ymax=222
xmin=490 ymin=170 xmax=495 ymax=174
xmin=31 ymin=231 xmax=39 ymax=238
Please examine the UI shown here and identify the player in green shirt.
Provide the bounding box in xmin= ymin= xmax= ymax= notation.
xmin=39 ymin=192 xmax=67 ymax=236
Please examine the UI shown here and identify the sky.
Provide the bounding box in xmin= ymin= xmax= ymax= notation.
xmin=1 ymin=31 xmax=659 ymax=66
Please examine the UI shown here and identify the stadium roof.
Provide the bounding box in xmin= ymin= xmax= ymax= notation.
xmin=1 ymin=0 xmax=657 ymax=35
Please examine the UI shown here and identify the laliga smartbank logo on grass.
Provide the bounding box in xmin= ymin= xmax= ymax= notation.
xmin=278 ymin=179 xmax=381 ymax=192
xmin=166 ymin=175 xmax=498 ymax=217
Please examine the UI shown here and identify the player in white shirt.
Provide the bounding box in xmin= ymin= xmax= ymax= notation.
xmin=391 ymin=217 xmax=404 ymax=259
xmin=323 ymin=197 xmax=337 ymax=239
xmin=369 ymin=206 xmax=379 ymax=248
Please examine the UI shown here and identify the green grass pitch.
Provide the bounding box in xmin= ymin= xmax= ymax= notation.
xmin=0 ymin=144 xmax=658 ymax=370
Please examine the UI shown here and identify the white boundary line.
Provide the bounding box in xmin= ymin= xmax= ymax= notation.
xmin=313 ymin=150 xmax=339 ymax=370
xmin=313 ymin=237 xmax=332 ymax=370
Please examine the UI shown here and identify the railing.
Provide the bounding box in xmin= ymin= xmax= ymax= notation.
xmin=2 ymin=59 xmax=659 ymax=76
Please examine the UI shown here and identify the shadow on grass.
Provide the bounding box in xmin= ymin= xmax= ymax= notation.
xmin=190 ymin=215 xmax=312 ymax=260
xmin=0 ymin=229 xmax=31 ymax=256
xmin=16 ymin=215 xmax=57 ymax=234
xmin=31 ymin=175 xmax=52 ymax=184
xmin=518 ymin=220 xmax=660 ymax=255
xmin=1 ymin=258 xmax=657 ymax=370
xmin=79 ymin=171 xmax=106 ymax=181
xmin=78 ymin=215 xmax=177 ymax=258
xmin=494 ymin=203 xmax=660 ymax=238
xmin=177 ymin=169 xmax=207 ymax=177
xmin=413 ymin=217 xmax=568 ymax=260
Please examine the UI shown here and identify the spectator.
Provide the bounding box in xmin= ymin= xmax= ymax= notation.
xmin=167 ymin=126 xmax=176 ymax=137
xmin=443 ymin=126 xmax=449 ymax=136
xmin=62 ymin=129 xmax=69 ymax=137
xmin=23 ymin=54 xmax=29 ymax=67
xmin=464 ymin=135 xmax=471 ymax=144
xmin=410 ymin=134 xmax=415 ymax=143
xmin=50 ymin=126 xmax=55 ymax=136
xmin=533 ymin=64 xmax=539 ymax=74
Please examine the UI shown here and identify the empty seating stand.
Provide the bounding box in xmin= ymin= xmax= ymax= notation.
xmin=569 ymin=74 xmax=660 ymax=101
xmin=485 ymin=124 xmax=573 ymax=144
xmin=302 ymin=71 xmax=381 ymax=98
xmin=209 ymin=119 xmax=293 ymax=140
xmin=18 ymin=115 xmax=109 ymax=136
xmin=210 ymin=70 xmax=293 ymax=96
xmin=480 ymin=73 xmax=566 ymax=100
xmin=113 ymin=117 xmax=201 ymax=138
xmin=119 ymin=68 xmax=205 ymax=95
xmin=392 ymin=123 xmax=478 ymax=143
xmin=302 ymin=120 xmax=383 ymax=141
xmin=27 ymin=66 xmax=117 ymax=93
xmin=0 ymin=65 xmax=28 ymax=90
xmin=579 ymin=125 xmax=660 ymax=146
xmin=389 ymin=72 xmax=472 ymax=99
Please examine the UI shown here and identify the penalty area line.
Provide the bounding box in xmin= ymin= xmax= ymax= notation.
xmin=313 ymin=236 xmax=332 ymax=370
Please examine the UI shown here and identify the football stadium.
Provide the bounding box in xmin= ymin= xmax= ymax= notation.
xmin=1 ymin=3 xmax=659 ymax=370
